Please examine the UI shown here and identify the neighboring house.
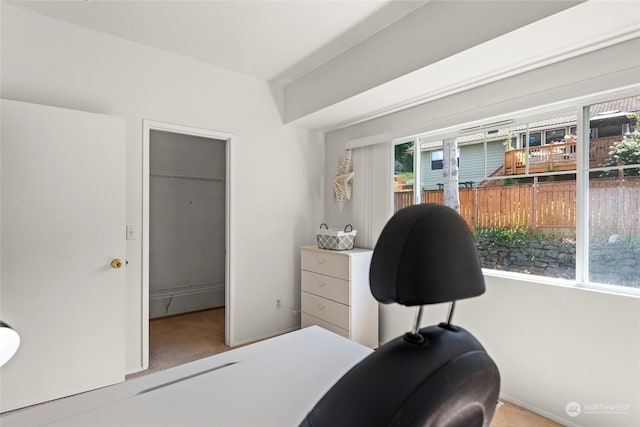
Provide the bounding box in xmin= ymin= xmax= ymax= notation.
xmin=418 ymin=98 xmax=639 ymax=190
xmin=419 ymin=137 xmax=504 ymax=190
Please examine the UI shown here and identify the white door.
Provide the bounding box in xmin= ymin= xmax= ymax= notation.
xmin=0 ymin=99 xmax=127 ymax=412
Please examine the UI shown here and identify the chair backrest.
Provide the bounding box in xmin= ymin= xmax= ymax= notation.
xmin=369 ymin=203 xmax=485 ymax=305
xmin=299 ymin=204 xmax=500 ymax=427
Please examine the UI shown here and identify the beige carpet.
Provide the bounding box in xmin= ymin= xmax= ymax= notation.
xmin=127 ymin=309 xmax=563 ymax=426
xmin=126 ymin=307 xmax=229 ymax=380
xmin=492 ymin=401 xmax=563 ymax=427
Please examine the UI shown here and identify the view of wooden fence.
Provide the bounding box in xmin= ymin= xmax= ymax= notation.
xmin=394 ymin=177 xmax=640 ymax=237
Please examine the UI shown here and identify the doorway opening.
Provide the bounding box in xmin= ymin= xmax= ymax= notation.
xmin=142 ymin=121 xmax=232 ymax=373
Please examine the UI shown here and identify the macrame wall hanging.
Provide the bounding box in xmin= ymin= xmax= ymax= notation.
xmin=333 ymin=149 xmax=354 ymax=211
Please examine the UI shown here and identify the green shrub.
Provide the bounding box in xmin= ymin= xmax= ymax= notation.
xmin=475 ymin=226 xmax=532 ymax=249
xmin=601 ymin=131 xmax=640 ymax=177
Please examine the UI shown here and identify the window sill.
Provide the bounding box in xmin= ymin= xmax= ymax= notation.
xmin=481 ymin=268 xmax=640 ymax=298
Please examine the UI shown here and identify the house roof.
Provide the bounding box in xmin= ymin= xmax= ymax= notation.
xmin=591 ymin=95 xmax=640 ymax=117
xmin=423 ymin=96 xmax=640 ymax=149
xmin=456 ymin=115 xmax=577 ymax=145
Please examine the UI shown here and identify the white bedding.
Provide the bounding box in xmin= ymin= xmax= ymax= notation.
xmin=1 ymin=326 xmax=372 ymax=427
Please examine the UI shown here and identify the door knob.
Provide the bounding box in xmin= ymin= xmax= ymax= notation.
xmin=111 ymin=259 xmax=123 ymax=269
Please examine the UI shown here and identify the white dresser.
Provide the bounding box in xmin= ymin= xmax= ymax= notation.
xmin=300 ymin=246 xmax=378 ymax=348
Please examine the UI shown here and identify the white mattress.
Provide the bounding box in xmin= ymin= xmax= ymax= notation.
xmin=1 ymin=326 xmax=372 ymax=427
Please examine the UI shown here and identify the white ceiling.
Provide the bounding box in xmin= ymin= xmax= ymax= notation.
xmin=9 ymin=0 xmax=425 ymax=82
xmin=290 ymin=1 xmax=640 ymax=130
xmin=10 ymin=1 xmax=638 ymax=131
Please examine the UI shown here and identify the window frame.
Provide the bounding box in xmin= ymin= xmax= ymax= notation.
xmin=392 ymin=85 xmax=640 ymax=297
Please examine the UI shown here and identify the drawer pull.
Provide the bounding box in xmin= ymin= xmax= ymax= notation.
xmin=317 ymin=258 xmax=327 ymax=265
xmin=318 ymin=282 xmax=328 ymax=288
xmin=317 ymin=304 xmax=327 ymax=311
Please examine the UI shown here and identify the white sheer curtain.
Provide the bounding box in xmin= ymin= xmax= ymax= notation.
xmin=350 ymin=142 xmax=393 ymax=249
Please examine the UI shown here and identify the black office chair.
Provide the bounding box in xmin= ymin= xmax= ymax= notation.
xmin=300 ymin=204 xmax=500 ymax=427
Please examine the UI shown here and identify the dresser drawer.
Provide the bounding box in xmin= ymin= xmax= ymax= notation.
xmin=301 ymin=313 xmax=350 ymax=339
xmin=301 ymin=270 xmax=350 ymax=305
xmin=301 ymin=249 xmax=349 ymax=280
xmin=301 ymin=292 xmax=349 ymax=330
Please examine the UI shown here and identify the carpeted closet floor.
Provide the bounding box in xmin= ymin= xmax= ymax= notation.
xmin=126 ymin=307 xmax=228 ymax=379
xmin=126 ymin=308 xmax=561 ymax=426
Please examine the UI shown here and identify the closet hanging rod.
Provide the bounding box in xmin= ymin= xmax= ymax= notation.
xmin=150 ymin=172 xmax=225 ymax=182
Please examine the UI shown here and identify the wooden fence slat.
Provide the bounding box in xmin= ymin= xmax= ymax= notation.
xmin=393 ymin=177 xmax=640 ymax=236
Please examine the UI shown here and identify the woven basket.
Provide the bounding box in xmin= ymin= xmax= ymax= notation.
xmin=316 ymin=224 xmax=357 ymax=251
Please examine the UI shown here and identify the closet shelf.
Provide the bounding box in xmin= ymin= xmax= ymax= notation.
xmin=150 ymin=171 xmax=225 ymax=182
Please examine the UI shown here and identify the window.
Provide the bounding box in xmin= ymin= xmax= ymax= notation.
xmin=472 ymin=115 xmax=578 ymax=281
xmin=429 ymin=149 xmax=460 ymax=171
xmin=394 ymin=141 xmax=414 ymax=177
xmin=594 ymin=120 xmax=628 ymax=138
xmin=431 ymin=150 xmax=443 ymax=170
xmin=587 ymin=96 xmax=640 ymax=288
xmin=393 ymin=141 xmax=414 ymax=211
xmin=521 ymin=132 xmax=542 ymax=147
xmin=544 ymin=128 xmax=566 ymax=144
xmin=391 ymin=90 xmax=640 ymax=292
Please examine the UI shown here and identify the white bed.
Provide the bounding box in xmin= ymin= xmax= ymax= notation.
xmin=1 ymin=326 xmax=372 ymax=427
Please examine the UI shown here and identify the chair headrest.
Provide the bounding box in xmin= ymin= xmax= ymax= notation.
xmin=369 ymin=204 xmax=485 ymax=306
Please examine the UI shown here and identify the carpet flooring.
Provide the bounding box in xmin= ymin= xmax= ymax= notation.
xmin=492 ymin=401 xmax=563 ymax=427
xmin=126 ymin=307 xmax=229 ymax=379
xmin=127 ymin=308 xmax=563 ymax=426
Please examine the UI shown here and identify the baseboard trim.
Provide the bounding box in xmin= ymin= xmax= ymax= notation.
xmin=231 ymin=326 xmax=300 ymax=347
xmin=150 ymin=282 xmax=224 ymax=318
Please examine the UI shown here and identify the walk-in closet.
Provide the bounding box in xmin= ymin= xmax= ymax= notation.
xmin=148 ymin=129 xmax=226 ymax=368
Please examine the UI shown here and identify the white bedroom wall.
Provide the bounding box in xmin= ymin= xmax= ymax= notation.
xmin=324 ymin=39 xmax=640 ymax=427
xmin=1 ymin=4 xmax=325 ymax=373
xmin=381 ymin=275 xmax=640 ymax=427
